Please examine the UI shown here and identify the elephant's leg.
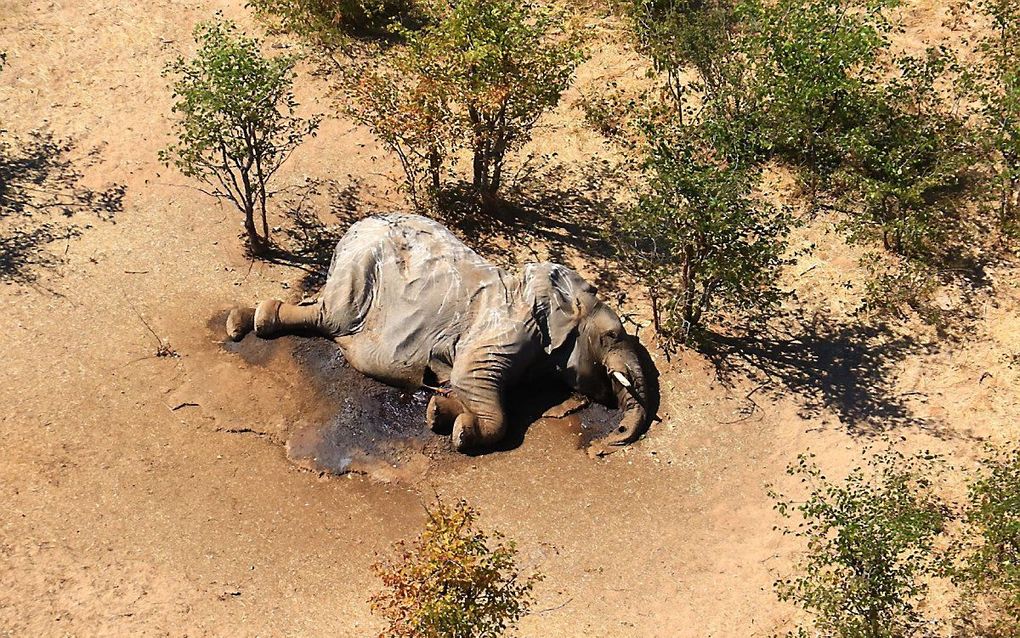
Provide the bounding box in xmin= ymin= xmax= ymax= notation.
xmin=426 ymin=394 xmax=466 ymax=434
xmin=226 ymin=299 xmax=329 ymax=341
xmin=448 ymin=348 xmax=514 ymax=452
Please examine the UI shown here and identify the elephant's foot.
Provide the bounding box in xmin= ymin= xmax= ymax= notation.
xmin=226 ymin=299 xmax=284 ymax=340
xmin=253 ymin=299 xmax=283 ymax=337
xmin=451 ymin=412 xmax=479 ymax=453
xmin=426 ymin=394 xmax=465 ymax=435
xmin=226 ymin=307 xmax=256 ymax=341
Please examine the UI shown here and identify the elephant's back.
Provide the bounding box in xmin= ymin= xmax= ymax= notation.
xmin=342 ymin=213 xmax=491 ymax=268
xmin=320 ymin=214 xmax=511 ymax=387
xmin=327 ymin=214 xmax=497 ymax=292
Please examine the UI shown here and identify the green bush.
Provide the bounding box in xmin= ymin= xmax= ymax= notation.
xmin=769 ymin=449 xmax=947 ymax=638
xmin=610 ymin=121 xmax=792 ymax=347
xmin=736 ymin=0 xmax=978 ymax=257
xmin=739 ymin=0 xmax=894 ymax=177
xmin=370 ymin=499 xmax=542 ymax=638
xmin=964 ymin=0 xmax=1020 ymax=240
xmin=248 ymin=0 xmax=416 ymax=48
xmin=833 ymin=48 xmax=978 ymax=263
xmin=619 ymin=0 xmax=991 ymax=331
xmin=626 ymin=0 xmax=740 ymax=113
xmin=160 ymin=17 xmax=319 ymax=255
xmin=601 ymin=0 xmax=791 ymax=347
xmin=345 ymin=0 xmax=584 ymax=208
xmin=952 ymin=445 xmax=1020 ymax=637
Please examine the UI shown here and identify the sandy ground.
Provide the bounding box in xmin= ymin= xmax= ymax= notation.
xmin=1 ymin=0 xmax=1018 ymax=636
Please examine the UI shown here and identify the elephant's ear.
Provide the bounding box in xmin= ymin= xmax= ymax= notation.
xmin=528 ymin=263 xmax=598 ymax=353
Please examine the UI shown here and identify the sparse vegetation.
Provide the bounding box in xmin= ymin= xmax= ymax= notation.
xmin=771 ymin=445 xmax=1020 ymax=637
xmin=964 ymin=0 xmax=1020 ymax=240
xmin=160 ymin=17 xmax=319 ymax=255
xmin=247 ymin=0 xmax=418 ymax=51
xmin=609 ymin=119 xmax=792 ymax=347
xmin=626 ymin=0 xmax=741 ymax=118
xmin=769 ymin=449 xmax=948 ymax=638
xmin=344 ymin=0 xmax=584 ymax=208
xmin=612 ymin=0 xmax=1000 ymax=339
xmin=951 ymin=445 xmax=1020 ymax=637
xmin=370 ymin=498 xmax=542 ymax=638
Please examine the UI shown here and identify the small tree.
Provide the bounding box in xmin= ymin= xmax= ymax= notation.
xmin=610 ymin=120 xmax=792 ymax=348
xmin=370 ymin=499 xmax=542 ymax=638
xmin=769 ymin=449 xmax=947 ymax=638
xmin=346 ymin=0 xmax=584 ymax=208
xmin=964 ymin=0 xmax=1020 ymax=240
xmin=626 ymin=0 xmax=743 ymax=120
xmin=952 ymin=445 xmax=1020 ymax=637
xmin=346 ymin=53 xmax=457 ymax=207
xmin=161 ymin=17 xmax=319 ymax=255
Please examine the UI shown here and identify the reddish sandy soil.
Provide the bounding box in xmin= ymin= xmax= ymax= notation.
xmin=1 ymin=0 xmax=1018 ymax=636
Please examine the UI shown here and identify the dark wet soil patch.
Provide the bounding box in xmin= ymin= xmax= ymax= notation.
xmin=222 ymin=332 xmax=448 ymax=481
xmin=218 ymin=322 xmax=626 ymax=481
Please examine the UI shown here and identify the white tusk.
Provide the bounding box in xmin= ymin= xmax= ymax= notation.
xmin=612 ymin=370 xmax=632 ymax=388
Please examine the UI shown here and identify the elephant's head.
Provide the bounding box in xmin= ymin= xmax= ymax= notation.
xmin=527 ymin=264 xmax=658 ymax=451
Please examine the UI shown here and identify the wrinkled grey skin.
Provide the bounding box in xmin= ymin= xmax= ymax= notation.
xmin=227 ymin=214 xmax=654 ymax=454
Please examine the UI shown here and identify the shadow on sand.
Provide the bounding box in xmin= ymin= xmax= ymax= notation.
xmin=0 ymin=131 xmax=124 ymax=283
xmin=697 ymin=310 xmax=942 ymax=436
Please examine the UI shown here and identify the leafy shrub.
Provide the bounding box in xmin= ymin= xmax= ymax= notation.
xmin=345 ymin=0 xmax=584 ymax=208
xmin=248 ymin=0 xmax=417 ymax=50
xmin=626 ymin=0 xmax=741 ymax=113
xmin=610 ymin=121 xmax=792 ymax=347
xmin=370 ymin=499 xmax=542 ymax=638
xmin=951 ymin=445 xmax=1020 ymax=637
xmin=620 ymin=0 xmax=988 ymax=332
xmin=735 ymin=0 xmax=978 ymax=252
xmin=160 ymin=17 xmax=319 ymax=255
xmin=623 ymin=0 xmax=762 ymax=162
xmin=963 ymin=0 xmax=1020 ymax=240
xmin=769 ymin=449 xmax=948 ymax=638
xmin=344 ymin=40 xmax=457 ymax=206
xmin=738 ymin=0 xmax=894 ymax=177
xmin=833 ymin=48 xmax=978 ymax=264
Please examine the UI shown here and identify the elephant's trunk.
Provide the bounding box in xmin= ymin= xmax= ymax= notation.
xmin=602 ymin=349 xmax=649 ymax=447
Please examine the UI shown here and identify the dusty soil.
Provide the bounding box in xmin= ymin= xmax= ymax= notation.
xmin=1 ymin=0 xmax=1018 ymax=636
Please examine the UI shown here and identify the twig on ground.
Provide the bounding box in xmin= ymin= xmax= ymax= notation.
xmin=536 ymin=597 xmax=573 ymax=614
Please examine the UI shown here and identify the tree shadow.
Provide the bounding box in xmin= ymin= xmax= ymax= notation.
xmin=697 ymin=310 xmax=944 ymax=436
xmin=435 ymin=163 xmax=622 ymax=292
xmin=0 ymin=131 xmax=125 ymax=283
xmin=267 ymin=177 xmax=364 ymax=292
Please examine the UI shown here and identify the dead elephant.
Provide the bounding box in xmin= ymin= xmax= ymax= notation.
xmin=227 ymin=214 xmax=657 ymax=455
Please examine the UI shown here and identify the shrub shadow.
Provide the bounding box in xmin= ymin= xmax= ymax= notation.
xmin=697 ymin=311 xmax=945 ymax=436
xmin=435 ymin=166 xmax=622 ymax=292
xmin=0 ymin=131 xmax=125 ymax=283
xmin=267 ymin=177 xmax=364 ymax=292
